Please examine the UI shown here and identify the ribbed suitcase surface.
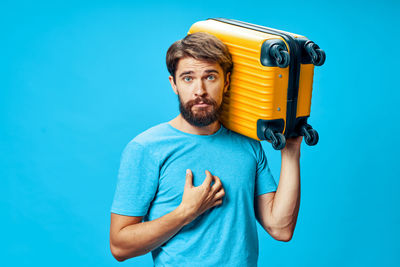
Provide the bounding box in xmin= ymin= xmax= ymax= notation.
xmin=189 ymin=18 xmax=325 ymax=149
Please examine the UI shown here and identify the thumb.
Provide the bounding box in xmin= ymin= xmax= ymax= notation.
xmin=185 ymin=169 xmax=193 ymax=188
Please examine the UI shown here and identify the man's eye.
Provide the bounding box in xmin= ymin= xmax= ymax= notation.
xmin=183 ymin=77 xmax=192 ymax=82
xmin=207 ymin=75 xmax=216 ymax=80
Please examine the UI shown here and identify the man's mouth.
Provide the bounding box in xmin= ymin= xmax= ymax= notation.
xmin=193 ymin=103 xmax=210 ymax=107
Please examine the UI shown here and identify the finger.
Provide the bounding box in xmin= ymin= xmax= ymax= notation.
xmin=185 ymin=169 xmax=193 ymax=188
xmin=211 ymin=176 xmax=222 ymax=193
xmin=212 ymin=199 xmax=223 ymax=207
xmin=202 ymin=170 xmax=213 ymax=189
xmin=214 ymin=188 xmax=225 ymax=200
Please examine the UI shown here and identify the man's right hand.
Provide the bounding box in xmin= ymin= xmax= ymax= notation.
xmin=110 ymin=169 xmax=225 ymax=261
xmin=178 ymin=169 xmax=225 ymax=225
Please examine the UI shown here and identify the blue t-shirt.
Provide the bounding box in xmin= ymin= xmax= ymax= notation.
xmin=111 ymin=122 xmax=277 ymax=266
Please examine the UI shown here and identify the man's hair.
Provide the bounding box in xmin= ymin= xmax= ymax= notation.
xmin=166 ymin=32 xmax=233 ymax=82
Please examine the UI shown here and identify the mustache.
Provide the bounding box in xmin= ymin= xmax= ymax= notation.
xmin=187 ymin=97 xmax=216 ymax=107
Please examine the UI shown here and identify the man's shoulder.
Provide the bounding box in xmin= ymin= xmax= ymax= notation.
xmin=222 ymin=125 xmax=262 ymax=148
xmin=130 ymin=122 xmax=171 ymax=146
xmin=120 ymin=122 xmax=172 ymax=158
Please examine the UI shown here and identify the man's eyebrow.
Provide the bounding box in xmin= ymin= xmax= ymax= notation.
xmin=179 ymin=71 xmax=194 ymax=77
xmin=178 ymin=69 xmax=220 ymax=78
xmin=204 ymin=69 xmax=219 ymax=74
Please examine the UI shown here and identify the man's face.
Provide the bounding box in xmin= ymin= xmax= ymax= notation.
xmin=169 ymin=57 xmax=230 ymax=127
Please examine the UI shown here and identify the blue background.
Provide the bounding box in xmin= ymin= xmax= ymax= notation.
xmin=1 ymin=0 xmax=399 ymax=266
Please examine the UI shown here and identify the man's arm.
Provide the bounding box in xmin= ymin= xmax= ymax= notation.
xmin=110 ymin=170 xmax=225 ymax=261
xmin=255 ymin=136 xmax=302 ymax=242
xmin=110 ymin=208 xmax=188 ymax=261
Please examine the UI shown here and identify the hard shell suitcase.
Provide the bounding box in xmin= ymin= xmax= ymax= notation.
xmin=188 ymin=18 xmax=325 ymax=150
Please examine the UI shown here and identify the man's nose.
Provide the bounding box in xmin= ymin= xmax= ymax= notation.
xmin=194 ymin=79 xmax=207 ymax=97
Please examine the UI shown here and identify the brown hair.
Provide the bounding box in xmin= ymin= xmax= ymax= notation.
xmin=166 ymin=32 xmax=233 ymax=82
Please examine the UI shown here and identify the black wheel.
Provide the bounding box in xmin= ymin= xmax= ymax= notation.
xmin=314 ymin=49 xmax=326 ymax=66
xmin=304 ymin=41 xmax=325 ymax=67
xmin=272 ymin=132 xmax=286 ymax=150
xmin=264 ymin=128 xmax=286 ymax=150
xmin=277 ymin=50 xmax=290 ymax=68
xmin=270 ymin=44 xmax=290 ymax=68
xmin=304 ymin=128 xmax=319 ymax=146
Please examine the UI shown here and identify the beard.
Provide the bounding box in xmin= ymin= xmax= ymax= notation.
xmin=178 ymin=94 xmax=223 ymax=127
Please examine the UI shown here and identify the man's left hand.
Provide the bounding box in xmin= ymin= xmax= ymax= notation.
xmin=284 ymin=136 xmax=303 ymax=150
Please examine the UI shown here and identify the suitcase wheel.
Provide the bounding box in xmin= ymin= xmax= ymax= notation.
xmin=265 ymin=128 xmax=286 ymax=150
xmin=270 ymin=44 xmax=290 ymax=68
xmin=304 ymin=41 xmax=326 ymax=66
xmin=301 ymin=125 xmax=319 ymax=146
xmin=313 ymin=49 xmax=326 ymax=66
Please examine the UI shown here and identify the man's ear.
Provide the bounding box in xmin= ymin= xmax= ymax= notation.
xmin=223 ymin=72 xmax=231 ymax=94
xmin=169 ymin=75 xmax=178 ymax=95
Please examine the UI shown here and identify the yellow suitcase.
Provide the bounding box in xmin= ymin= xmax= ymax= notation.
xmin=188 ymin=18 xmax=325 ymax=149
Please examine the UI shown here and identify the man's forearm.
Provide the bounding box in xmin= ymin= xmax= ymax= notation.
xmin=111 ymin=206 xmax=190 ymax=261
xmin=271 ymin=145 xmax=301 ymax=234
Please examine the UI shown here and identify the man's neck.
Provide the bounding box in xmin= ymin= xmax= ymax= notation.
xmin=169 ymin=114 xmax=221 ymax=135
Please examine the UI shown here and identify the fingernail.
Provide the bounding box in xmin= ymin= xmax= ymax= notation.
xmin=186 ymin=169 xmax=190 ymax=174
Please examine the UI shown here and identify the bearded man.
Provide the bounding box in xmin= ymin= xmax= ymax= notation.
xmin=109 ymin=32 xmax=302 ymax=266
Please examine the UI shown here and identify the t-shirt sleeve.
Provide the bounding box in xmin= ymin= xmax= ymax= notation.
xmin=255 ymin=142 xmax=277 ymax=196
xmin=111 ymin=141 xmax=159 ymax=217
